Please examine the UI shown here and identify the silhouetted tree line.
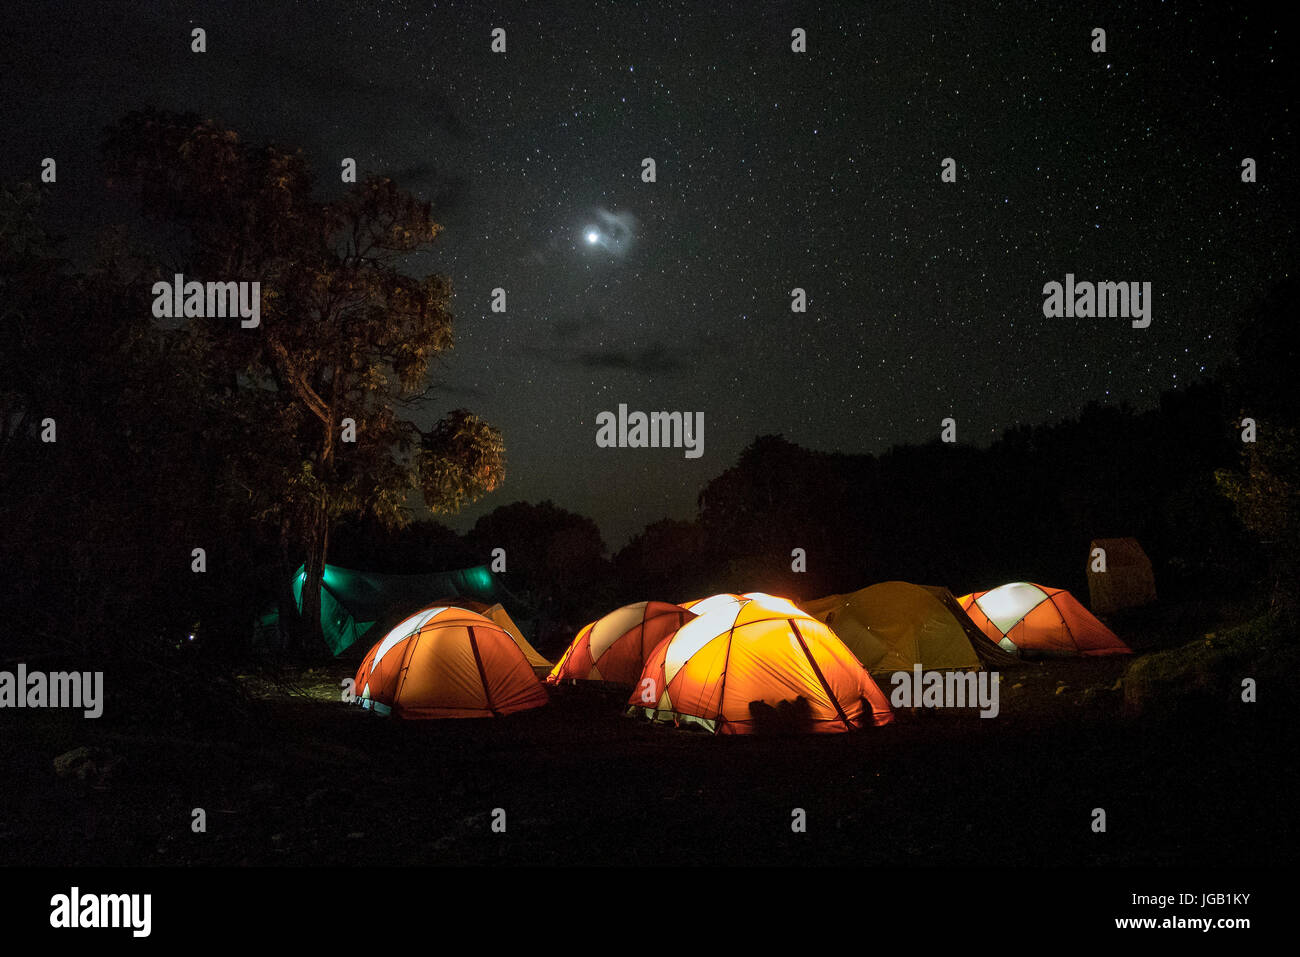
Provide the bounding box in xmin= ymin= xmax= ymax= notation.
xmin=1 ymin=115 xmax=1295 ymax=694
xmin=321 ymin=279 xmax=1298 ymax=652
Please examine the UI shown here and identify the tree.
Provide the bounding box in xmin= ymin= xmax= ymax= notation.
xmin=1214 ymin=278 xmax=1300 ymax=614
xmin=1216 ymin=426 xmax=1300 ymax=612
xmin=0 ymin=183 xmax=262 ymax=678
xmin=614 ymin=518 xmax=709 ymax=603
xmin=466 ymin=501 xmax=611 ymax=632
xmin=696 ymin=435 xmax=860 ymax=596
xmin=102 ymin=110 xmax=505 ymax=650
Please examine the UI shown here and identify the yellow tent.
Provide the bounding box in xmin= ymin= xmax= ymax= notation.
xmin=799 ymin=582 xmax=983 ymax=674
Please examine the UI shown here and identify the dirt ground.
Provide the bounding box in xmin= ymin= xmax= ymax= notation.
xmin=1 ymin=617 xmax=1288 ymax=868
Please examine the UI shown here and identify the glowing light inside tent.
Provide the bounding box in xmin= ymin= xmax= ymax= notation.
xmin=975 ymin=582 xmax=1049 ymax=634
xmin=370 ymin=607 xmax=445 ymax=668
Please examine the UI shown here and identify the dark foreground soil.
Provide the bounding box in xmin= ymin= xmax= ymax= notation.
xmin=0 ymin=632 xmax=1290 ymax=867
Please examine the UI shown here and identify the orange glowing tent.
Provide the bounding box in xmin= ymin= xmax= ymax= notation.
xmin=629 ymin=593 xmax=893 ymax=734
xmin=957 ymin=582 xmax=1131 ymax=657
xmin=548 ymin=600 xmax=695 ymax=686
xmin=681 ymin=593 xmax=747 ymax=613
xmin=353 ymin=605 xmax=549 ymax=718
xmin=432 ymin=597 xmax=551 ymax=671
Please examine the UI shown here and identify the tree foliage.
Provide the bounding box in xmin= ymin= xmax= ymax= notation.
xmin=100 ymin=110 xmax=505 ymax=649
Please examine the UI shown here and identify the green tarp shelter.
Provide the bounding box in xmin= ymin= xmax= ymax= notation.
xmin=280 ymin=563 xmax=510 ymax=656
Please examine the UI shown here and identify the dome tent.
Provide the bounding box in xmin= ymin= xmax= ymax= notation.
xmin=680 ymin=593 xmax=748 ymax=615
xmin=919 ymin=585 xmax=1021 ymax=667
xmin=548 ymin=600 xmax=695 ymax=686
xmin=957 ymin=582 xmax=1131 ymax=657
xmin=353 ymin=606 xmax=549 ymax=718
xmin=433 ymin=597 xmax=551 ymax=671
xmin=629 ymin=593 xmax=893 ymax=734
xmin=799 ymin=581 xmax=987 ymax=674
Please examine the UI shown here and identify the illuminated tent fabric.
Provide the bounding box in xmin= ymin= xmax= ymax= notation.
xmin=920 ymin=585 xmax=1021 ymax=667
xmin=629 ymin=593 xmax=893 ymax=734
xmin=681 ymin=594 xmax=747 ymax=613
xmin=432 ymin=597 xmax=550 ymax=671
xmin=548 ymin=600 xmax=694 ymax=686
xmin=957 ymin=582 xmax=1131 ymax=657
xmin=798 ymin=582 xmax=984 ymax=674
xmin=1087 ymin=537 xmax=1157 ymax=614
xmin=288 ymin=563 xmax=507 ymax=656
xmin=353 ymin=606 xmax=549 ymax=718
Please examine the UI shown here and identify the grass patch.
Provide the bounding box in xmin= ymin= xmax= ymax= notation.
xmin=1122 ymin=609 xmax=1297 ymax=715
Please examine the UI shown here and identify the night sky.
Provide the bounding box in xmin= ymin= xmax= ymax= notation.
xmin=3 ymin=1 xmax=1293 ymax=546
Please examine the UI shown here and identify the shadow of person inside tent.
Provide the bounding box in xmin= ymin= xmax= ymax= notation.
xmin=747 ymin=695 xmax=815 ymax=735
